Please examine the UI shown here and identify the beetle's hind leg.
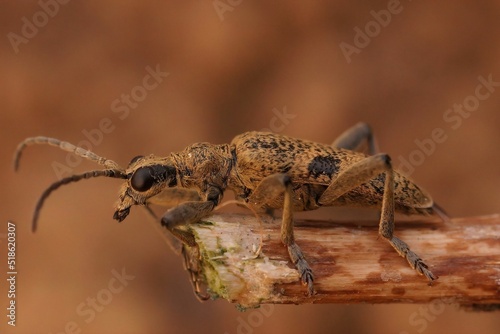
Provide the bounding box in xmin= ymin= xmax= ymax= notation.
xmin=332 ymin=122 xmax=378 ymax=155
xmin=248 ymin=174 xmax=314 ymax=296
xmin=318 ymin=154 xmax=438 ymax=282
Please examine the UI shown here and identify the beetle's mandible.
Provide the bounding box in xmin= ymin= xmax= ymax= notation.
xmin=14 ymin=123 xmax=447 ymax=298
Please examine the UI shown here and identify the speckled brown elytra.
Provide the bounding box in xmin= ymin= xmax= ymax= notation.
xmin=14 ymin=123 xmax=447 ymax=298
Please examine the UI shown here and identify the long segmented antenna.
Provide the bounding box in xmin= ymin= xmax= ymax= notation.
xmin=13 ymin=136 xmax=123 ymax=171
xmin=13 ymin=136 xmax=128 ymax=232
xmin=31 ymin=169 xmax=128 ymax=232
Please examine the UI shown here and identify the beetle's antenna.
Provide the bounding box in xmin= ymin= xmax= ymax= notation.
xmin=32 ymin=169 xmax=128 ymax=233
xmin=13 ymin=136 xmax=123 ymax=171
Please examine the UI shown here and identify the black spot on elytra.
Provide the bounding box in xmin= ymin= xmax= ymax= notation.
xmin=307 ymin=156 xmax=340 ymax=178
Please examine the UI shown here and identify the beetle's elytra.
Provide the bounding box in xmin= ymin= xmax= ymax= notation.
xmin=14 ymin=123 xmax=446 ymax=298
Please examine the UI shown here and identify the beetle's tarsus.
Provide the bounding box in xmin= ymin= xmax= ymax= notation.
xmin=302 ymin=269 xmax=315 ymax=296
xmin=287 ymin=242 xmax=315 ymax=295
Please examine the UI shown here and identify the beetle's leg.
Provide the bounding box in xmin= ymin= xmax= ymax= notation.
xmin=142 ymin=188 xmax=203 ymax=253
xmin=182 ymin=245 xmax=211 ymax=301
xmin=142 ymin=205 xmax=185 ymax=255
xmin=318 ymin=154 xmax=437 ymax=281
xmin=160 ymin=185 xmax=221 ymax=245
xmin=147 ymin=187 xmax=201 ymax=207
xmin=160 ymin=201 xmax=214 ymax=299
xmin=333 ymin=124 xmax=450 ymax=224
xmin=145 ymin=188 xmax=214 ymax=300
xmin=248 ymin=174 xmax=314 ymax=296
xmin=160 ymin=200 xmax=216 ymax=246
xmin=332 ymin=122 xmax=378 ymax=155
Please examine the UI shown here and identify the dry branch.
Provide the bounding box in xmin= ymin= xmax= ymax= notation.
xmin=186 ymin=213 xmax=500 ymax=309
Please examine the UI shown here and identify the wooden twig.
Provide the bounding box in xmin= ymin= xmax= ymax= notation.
xmin=186 ymin=213 xmax=500 ymax=309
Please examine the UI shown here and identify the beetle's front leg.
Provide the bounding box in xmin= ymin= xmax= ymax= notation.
xmin=161 ymin=200 xmax=216 ymax=246
xmin=156 ymin=187 xmax=221 ymax=301
xmin=248 ymin=174 xmax=314 ymax=296
xmin=182 ymin=245 xmax=211 ymax=301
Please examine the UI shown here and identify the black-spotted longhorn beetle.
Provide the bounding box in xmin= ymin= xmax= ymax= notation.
xmin=14 ymin=123 xmax=447 ymax=298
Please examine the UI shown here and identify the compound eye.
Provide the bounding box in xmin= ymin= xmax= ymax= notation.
xmin=131 ymin=166 xmax=155 ymax=192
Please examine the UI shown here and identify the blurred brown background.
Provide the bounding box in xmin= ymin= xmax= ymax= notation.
xmin=1 ymin=1 xmax=499 ymax=334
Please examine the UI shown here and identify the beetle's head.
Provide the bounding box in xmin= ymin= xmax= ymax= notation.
xmin=113 ymin=155 xmax=177 ymax=222
xmin=13 ymin=137 xmax=178 ymax=231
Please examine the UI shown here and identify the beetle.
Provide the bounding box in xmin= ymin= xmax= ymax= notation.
xmin=14 ymin=123 xmax=447 ymax=297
